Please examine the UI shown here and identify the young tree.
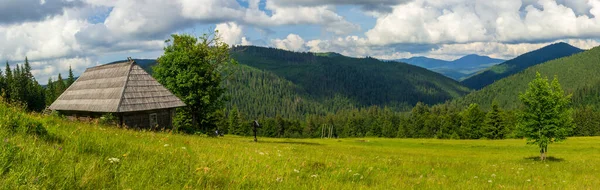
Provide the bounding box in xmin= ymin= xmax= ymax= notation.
xmin=483 ymin=101 xmax=506 ymax=139
xmin=518 ymin=72 xmax=573 ymax=161
xmin=153 ymin=33 xmax=236 ymax=133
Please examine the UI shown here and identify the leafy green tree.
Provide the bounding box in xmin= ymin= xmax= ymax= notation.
xmin=67 ymin=65 xmax=75 ymax=87
xmin=483 ymin=101 xmax=506 ymax=139
xmin=459 ymin=103 xmax=485 ymax=139
xmin=153 ymin=33 xmax=236 ymax=133
xmin=518 ymin=72 xmax=573 ymax=161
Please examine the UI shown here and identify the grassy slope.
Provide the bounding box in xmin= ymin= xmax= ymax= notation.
xmin=452 ymin=46 xmax=600 ymax=110
xmin=461 ymin=42 xmax=583 ymax=90
xmin=2 ymin=104 xmax=599 ymax=189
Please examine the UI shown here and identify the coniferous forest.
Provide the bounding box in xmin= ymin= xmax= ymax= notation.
xmin=3 ymin=45 xmax=600 ymax=139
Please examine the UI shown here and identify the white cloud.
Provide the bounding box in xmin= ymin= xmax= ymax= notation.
xmin=215 ymin=22 xmax=244 ymax=45
xmin=365 ymin=0 xmax=600 ymax=45
xmin=272 ymin=34 xmax=307 ymax=51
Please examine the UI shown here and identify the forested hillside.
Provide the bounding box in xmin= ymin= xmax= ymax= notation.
xmin=142 ymin=46 xmax=471 ymax=119
xmin=228 ymin=46 xmax=471 ymax=116
xmin=461 ymin=42 xmax=583 ymax=89
xmin=451 ymin=45 xmax=600 ymax=110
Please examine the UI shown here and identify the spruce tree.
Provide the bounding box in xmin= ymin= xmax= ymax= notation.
xmin=459 ymin=103 xmax=485 ymax=139
xmin=4 ymin=62 xmax=12 ymax=101
xmin=46 ymin=78 xmax=55 ymax=106
xmin=56 ymin=73 xmax=66 ymax=97
xmin=483 ymin=101 xmax=506 ymax=139
xmin=67 ymin=65 xmax=75 ymax=87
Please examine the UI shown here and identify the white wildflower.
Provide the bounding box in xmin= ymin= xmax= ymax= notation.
xmin=354 ymin=173 xmax=360 ymax=176
xmin=474 ymin=176 xmax=478 ymax=179
xmin=294 ymin=169 xmax=300 ymax=173
xmin=311 ymin=174 xmax=318 ymax=178
xmin=181 ymin=147 xmax=187 ymax=150
xmin=276 ymin=177 xmax=283 ymax=182
xmin=164 ymin=144 xmax=169 ymax=147
xmin=108 ymin=157 xmax=120 ymax=163
xmin=488 ymin=180 xmax=492 ymax=183
xmin=527 ymin=179 xmax=531 ymax=182
xmin=259 ymin=152 xmax=265 ymax=155
xmin=491 ymin=174 xmax=496 ymax=178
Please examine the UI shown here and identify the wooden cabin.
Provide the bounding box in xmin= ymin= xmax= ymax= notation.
xmin=48 ymin=59 xmax=186 ymax=128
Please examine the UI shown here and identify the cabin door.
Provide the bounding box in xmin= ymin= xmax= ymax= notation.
xmin=149 ymin=113 xmax=158 ymax=128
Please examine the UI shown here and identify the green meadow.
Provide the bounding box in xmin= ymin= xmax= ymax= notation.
xmin=1 ymin=104 xmax=599 ymax=189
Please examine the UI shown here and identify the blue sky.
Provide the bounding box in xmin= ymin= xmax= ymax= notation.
xmin=1 ymin=0 xmax=600 ymax=83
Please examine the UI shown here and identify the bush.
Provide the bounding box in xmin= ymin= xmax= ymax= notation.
xmin=100 ymin=113 xmax=119 ymax=126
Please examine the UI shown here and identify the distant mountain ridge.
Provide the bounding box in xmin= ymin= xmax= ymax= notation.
xmin=461 ymin=42 xmax=584 ymax=89
xmin=451 ymin=44 xmax=599 ymax=110
xmin=396 ymin=54 xmax=505 ymax=80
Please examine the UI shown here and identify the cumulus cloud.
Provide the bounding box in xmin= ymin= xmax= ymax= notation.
xmin=215 ymin=22 xmax=244 ymax=45
xmin=0 ymin=0 xmax=83 ymax=25
xmin=366 ymin=0 xmax=600 ymax=45
xmin=272 ymin=34 xmax=307 ymax=51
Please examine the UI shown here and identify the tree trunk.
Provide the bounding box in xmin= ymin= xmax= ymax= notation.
xmin=540 ymin=145 xmax=547 ymax=161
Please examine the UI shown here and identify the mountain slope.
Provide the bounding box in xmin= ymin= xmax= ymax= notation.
xmin=451 ymin=45 xmax=600 ymax=110
xmin=397 ymin=55 xmax=504 ymax=80
xmin=230 ymin=46 xmax=471 ymax=114
xmin=461 ymin=42 xmax=583 ymax=89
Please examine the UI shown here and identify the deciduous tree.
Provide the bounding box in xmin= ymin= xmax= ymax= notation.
xmin=518 ymin=72 xmax=573 ymax=161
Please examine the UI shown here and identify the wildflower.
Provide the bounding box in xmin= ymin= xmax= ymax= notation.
xmin=259 ymin=152 xmax=265 ymax=155
xmin=181 ymin=147 xmax=187 ymax=150
xmin=474 ymin=176 xmax=478 ymax=179
xmin=526 ymin=179 xmax=531 ymax=182
xmin=354 ymin=173 xmax=360 ymax=176
xmin=311 ymin=174 xmax=318 ymax=178
xmin=294 ymin=169 xmax=300 ymax=173
xmin=491 ymin=174 xmax=496 ymax=178
xmin=488 ymin=180 xmax=492 ymax=183
xmin=108 ymin=157 xmax=120 ymax=163
xmin=164 ymin=144 xmax=169 ymax=147
xmin=276 ymin=177 xmax=283 ymax=182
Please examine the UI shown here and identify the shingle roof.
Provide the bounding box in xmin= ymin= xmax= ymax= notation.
xmin=49 ymin=60 xmax=186 ymax=112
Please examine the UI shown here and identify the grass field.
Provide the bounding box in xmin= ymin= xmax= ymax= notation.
xmin=1 ymin=108 xmax=600 ymax=189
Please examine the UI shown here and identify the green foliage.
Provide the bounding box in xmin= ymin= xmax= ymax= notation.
xmin=483 ymin=101 xmax=506 ymax=139
xmin=518 ymin=72 xmax=573 ymax=159
xmin=461 ymin=42 xmax=583 ymax=89
xmin=459 ymin=104 xmax=485 ymax=139
xmin=230 ymin=46 xmax=470 ymax=116
xmin=153 ymin=33 xmax=236 ymax=133
xmin=572 ymin=106 xmax=600 ymax=136
xmin=1 ymin=58 xmax=46 ymax=111
xmin=67 ymin=65 xmax=75 ymax=87
xmin=452 ymin=45 xmax=600 ymax=110
xmin=99 ymin=113 xmax=118 ymax=126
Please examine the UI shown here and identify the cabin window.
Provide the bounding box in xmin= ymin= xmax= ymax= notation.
xmin=149 ymin=113 xmax=158 ymax=127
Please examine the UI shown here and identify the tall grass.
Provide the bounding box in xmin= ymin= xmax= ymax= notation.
xmin=1 ymin=101 xmax=599 ymax=189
